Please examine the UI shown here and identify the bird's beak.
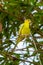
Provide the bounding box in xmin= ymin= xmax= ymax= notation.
xmin=28 ymin=19 xmax=31 ymax=24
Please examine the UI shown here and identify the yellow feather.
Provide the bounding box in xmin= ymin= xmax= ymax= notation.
xmin=19 ymin=19 xmax=31 ymax=36
xmin=14 ymin=19 xmax=31 ymax=50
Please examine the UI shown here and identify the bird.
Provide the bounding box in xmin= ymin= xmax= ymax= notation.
xmin=14 ymin=19 xmax=31 ymax=50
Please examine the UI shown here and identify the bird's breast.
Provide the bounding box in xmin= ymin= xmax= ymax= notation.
xmin=21 ymin=26 xmax=30 ymax=35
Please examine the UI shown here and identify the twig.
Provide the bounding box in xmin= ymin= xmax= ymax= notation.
xmin=31 ymin=34 xmax=42 ymax=65
xmin=7 ymin=54 xmax=35 ymax=64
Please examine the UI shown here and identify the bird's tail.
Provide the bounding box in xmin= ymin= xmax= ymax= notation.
xmin=14 ymin=35 xmax=25 ymax=51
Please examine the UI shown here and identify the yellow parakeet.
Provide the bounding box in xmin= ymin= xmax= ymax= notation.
xmin=14 ymin=19 xmax=31 ymax=50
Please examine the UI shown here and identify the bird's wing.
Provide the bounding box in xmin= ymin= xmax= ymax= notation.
xmin=19 ymin=23 xmax=24 ymax=35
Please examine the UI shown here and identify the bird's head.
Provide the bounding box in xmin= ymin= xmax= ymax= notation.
xmin=24 ymin=19 xmax=31 ymax=24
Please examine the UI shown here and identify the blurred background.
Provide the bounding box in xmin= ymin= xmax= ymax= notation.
xmin=0 ymin=0 xmax=43 ymax=65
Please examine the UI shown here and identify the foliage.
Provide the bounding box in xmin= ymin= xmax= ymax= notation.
xmin=0 ymin=0 xmax=43 ymax=65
